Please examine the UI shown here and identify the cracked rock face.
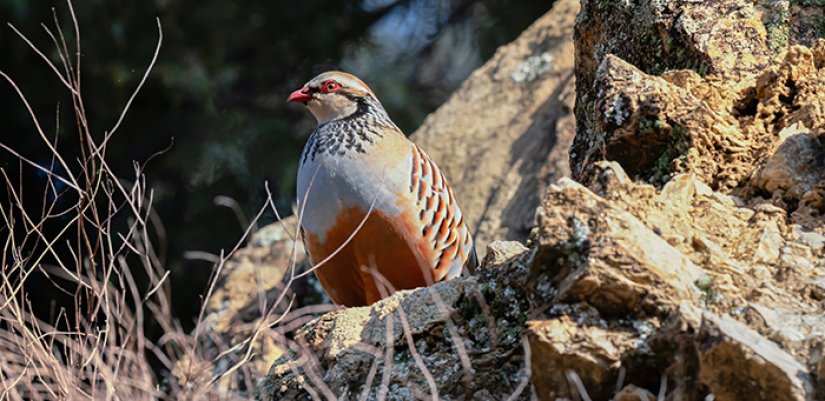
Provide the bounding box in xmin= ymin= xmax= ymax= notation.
xmin=571 ymin=0 xmax=825 ymax=195
xmin=574 ymin=44 xmax=825 ymax=195
xmin=527 ymin=316 xmax=638 ymax=400
xmin=528 ymin=162 xmax=823 ymax=401
xmin=687 ymin=306 xmax=815 ymax=401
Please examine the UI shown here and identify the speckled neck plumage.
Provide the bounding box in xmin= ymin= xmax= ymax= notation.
xmin=301 ymin=95 xmax=397 ymax=164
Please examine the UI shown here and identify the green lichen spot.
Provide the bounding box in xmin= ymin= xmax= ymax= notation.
xmin=815 ymin=16 xmax=825 ymax=39
xmin=694 ymin=275 xmax=719 ymax=306
xmin=768 ymin=25 xmax=789 ymax=51
xmin=792 ymin=0 xmax=825 ymax=6
xmin=647 ymin=122 xmax=690 ymax=187
xmin=765 ymin=5 xmax=790 ymax=52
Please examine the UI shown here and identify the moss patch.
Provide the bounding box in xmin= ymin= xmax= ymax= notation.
xmin=792 ymin=0 xmax=825 ymax=6
xmin=645 ymin=121 xmax=690 ymax=186
xmin=643 ymin=32 xmax=711 ymax=77
xmin=766 ymin=8 xmax=791 ymax=51
xmin=814 ymin=16 xmax=825 ymax=39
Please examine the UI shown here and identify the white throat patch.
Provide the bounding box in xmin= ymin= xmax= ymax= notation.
xmin=306 ymin=93 xmax=358 ymax=124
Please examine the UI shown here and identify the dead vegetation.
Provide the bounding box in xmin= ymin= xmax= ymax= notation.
xmin=0 ymin=2 xmax=321 ymax=399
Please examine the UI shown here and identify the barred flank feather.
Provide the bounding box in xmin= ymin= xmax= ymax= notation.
xmin=409 ymin=145 xmax=476 ymax=281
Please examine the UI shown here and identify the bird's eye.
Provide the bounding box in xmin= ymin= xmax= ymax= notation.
xmin=321 ymin=81 xmax=340 ymax=93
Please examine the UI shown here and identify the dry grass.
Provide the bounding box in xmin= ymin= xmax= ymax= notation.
xmin=1 ymin=2 xmax=176 ymax=399
xmin=0 ymin=3 xmax=164 ymax=400
xmin=0 ymin=2 xmax=306 ymax=399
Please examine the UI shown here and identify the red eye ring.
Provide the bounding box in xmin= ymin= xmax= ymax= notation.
xmin=320 ymin=80 xmax=341 ymax=93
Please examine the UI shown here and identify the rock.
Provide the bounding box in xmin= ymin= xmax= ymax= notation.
xmin=410 ymin=0 xmax=579 ymax=252
xmin=574 ymin=54 xmax=761 ymax=190
xmin=683 ymin=306 xmax=816 ymax=401
xmin=529 ymin=160 xmax=823 ymax=400
xmin=642 ymin=304 xmax=819 ymax=401
xmin=612 ymin=385 xmax=656 ymax=401
xmin=571 ymin=0 xmax=780 ymax=188
xmin=792 ymin=4 xmax=825 ymax=49
xmin=169 ymin=217 xmax=314 ymax=394
xmin=254 ymin=166 xmax=823 ymax=400
xmin=752 ymin=218 xmax=784 ymax=263
xmin=751 ymin=124 xmax=825 ymax=204
xmin=573 ymin=4 xmax=825 ymax=197
xmin=793 ymin=225 xmax=825 ymax=252
xmin=533 ymin=178 xmax=706 ymax=316
xmin=574 ymin=0 xmax=772 ymax=84
xmin=258 ymin=280 xmax=467 ymax=400
xmin=753 ymin=304 xmax=824 ymax=340
xmin=252 ymin=162 xmax=820 ymax=399
xmin=255 ymin=254 xmax=536 ymax=401
xmin=252 ymin=2 xmax=584 ymax=392
xmin=527 ymin=316 xmax=638 ymax=400
xmin=203 ymin=218 xmax=306 ymax=333
xmin=481 ymin=240 xmax=529 ymax=268
xmin=746 ymin=304 xmax=825 ymax=372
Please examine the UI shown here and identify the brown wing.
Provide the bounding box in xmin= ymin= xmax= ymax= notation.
xmin=408 ymin=144 xmax=477 ymax=282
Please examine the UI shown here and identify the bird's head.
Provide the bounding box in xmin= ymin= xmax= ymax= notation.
xmin=287 ymin=71 xmax=379 ymax=124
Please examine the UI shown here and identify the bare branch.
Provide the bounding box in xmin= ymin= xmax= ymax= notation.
xmin=5 ymin=23 xmax=79 ymax=96
xmin=0 ymin=71 xmax=82 ymax=194
xmin=106 ymin=18 xmax=163 ymax=141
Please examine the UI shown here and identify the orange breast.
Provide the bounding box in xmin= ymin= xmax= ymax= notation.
xmin=304 ymin=206 xmax=433 ymax=307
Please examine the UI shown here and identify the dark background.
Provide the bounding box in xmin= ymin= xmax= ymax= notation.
xmin=0 ymin=0 xmax=552 ymax=329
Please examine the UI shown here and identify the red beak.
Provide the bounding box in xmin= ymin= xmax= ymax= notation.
xmin=288 ymin=87 xmax=312 ymax=103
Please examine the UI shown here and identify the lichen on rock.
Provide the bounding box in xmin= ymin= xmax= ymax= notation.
xmin=255 ymin=245 xmax=536 ymax=401
xmin=571 ymin=0 xmax=825 ymax=198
